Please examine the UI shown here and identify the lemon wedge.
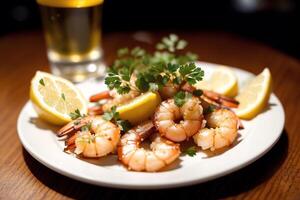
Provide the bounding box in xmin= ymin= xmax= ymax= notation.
xmin=30 ymin=71 xmax=87 ymax=125
xmin=117 ymin=92 xmax=161 ymax=125
xmin=196 ymin=66 xmax=238 ymax=97
xmin=235 ymin=68 xmax=272 ymax=119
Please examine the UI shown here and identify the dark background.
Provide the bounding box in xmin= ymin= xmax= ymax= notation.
xmin=0 ymin=0 xmax=299 ymax=59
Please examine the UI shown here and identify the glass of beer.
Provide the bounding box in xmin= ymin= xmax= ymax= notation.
xmin=37 ymin=0 xmax=104 ymax=82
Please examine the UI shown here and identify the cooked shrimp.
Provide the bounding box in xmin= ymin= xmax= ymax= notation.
xmin=103 ymin=89 xmax=140 ymax=111
xmin=193 ymin=108 xmax=238 ymax=151
xmin=118 ymin=121 xmax=180 ymax=172
xmin=202 ymin=90 xmax=239 ymax=108
xmin=57 ymin=116 xmax=120 ymax=158
xmin=88 ymin=89 xmax=140 ymax=115
xmin=159 ymin=82 xmax=180 ymax=100
xmin=181 ymin=82 xmax=239 ymax=108
xmin=154 ymin=97 xmax=204 ymax=142
xmin=88 ymin=74 xmax=140 ymax=115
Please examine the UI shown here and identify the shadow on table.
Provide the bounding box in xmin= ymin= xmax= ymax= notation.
xmin=22 ymin=129 xmax=289 ymax=200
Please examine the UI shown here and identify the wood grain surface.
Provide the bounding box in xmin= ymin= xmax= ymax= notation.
xmin=0 ymin=31 xmax=299 ymax=200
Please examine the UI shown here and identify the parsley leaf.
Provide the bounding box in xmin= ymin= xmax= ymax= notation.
xmin=69 ymin=109 xmax=84 ymax=120
xmin=105 ymin=69 xmax=131 ymax=94
xmin=174 ymin=91 xmax=186 ymax=107
xmin=81 ymin=122 xmax=92 ymax=132
xmin=103 ymin=106 xmax=132 ymax=132
xmin=116 ymin=120 xmax=132 ymax=132
xmin=193 ymin=89 xmax=203 ymax=96
xmin=131 ymin=47 xmax=145 ymax=57
xmin=156 ymin=34 xmax=187 ymax=52
xmin=179 ymin=63 xmax=204 ymax=85
xmin=61 ymin=93 xmax=66 ymax=101
xmin=39 ymin=78 xmax=45 ymax=86
xmin=117 ymin=48 xmax=129 ymax=57
xmin=103 ymin=106 xmax=118 ymax=121
xmin=174 ymin=91 xmax=193 ymax=107
xmin=204 ymin=105 xmax=216 ymax=115
xmin=135 ymin=74 xmax=149 ymax=92
xmin=184 ymin=146 xmax=197 ymax=157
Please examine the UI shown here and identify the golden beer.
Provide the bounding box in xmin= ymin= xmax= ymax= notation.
xmin=37 ymin=0 xmax=104 ymax=82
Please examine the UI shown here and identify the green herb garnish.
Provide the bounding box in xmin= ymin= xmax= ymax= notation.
xmin=69 ymin=109 xmax=84 ymax=120
xmin=179 ymin=63 xmax=204 ymax=85
xmin=104 ymin=34 xmax=203 ymax=96
xmin=81 ymin=122 xmax=92 ymax=132
xmin=117 ymin=48 xmax=129 ymax=57
xmin=116 ymin=120 xmax=132 ymax=132
xmin=103 ymin=106 xmax=132 ymax=132
xmin=193 ymin=89 xmax=203 ymax=97
xmin=156 ymin=34 xmax=187 ymax=52
xmin=174 ymin=91 xmax=193 ymax=107
xmin=184 ymin=146 xmax=197 ymax=157
xmin=204 ymin=105 xmax=216 ymax=115
xmin=103 ymin=106 xmax=119 ymax=121
xmin=105 ymin=67 xmax=132 ymax=95
xmin=61 ymin=93 xmax=66 ymax=101
xmin=174 ymin=91 xmax=186 ymax=107
xmin=39 ymin=78 xmax=45 ymax=86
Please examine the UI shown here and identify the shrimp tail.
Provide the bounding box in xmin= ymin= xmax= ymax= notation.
xmin=64 ymin=144 xmax=76 ymax=152
xmin=181 ymin=82 xmax=239 ymax=108
xmin=89 ymin=91 xmax=111 ymax=102
xmin=57 ymin=117 xmax=92 ymax=136
xmin=133 ymin=121 xmax=155 ymax=140
xmin=88 ymin=105 xmax=104 ymax=116
xmin=203 ymin=90 xmax=239 ymax=108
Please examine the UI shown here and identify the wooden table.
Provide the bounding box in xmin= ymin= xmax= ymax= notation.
xmin=0 ymin=31 xmax=299 ymax=199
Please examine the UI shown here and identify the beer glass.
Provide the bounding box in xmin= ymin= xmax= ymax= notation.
xmin=37 ymin=0 xmax=104 ymax=82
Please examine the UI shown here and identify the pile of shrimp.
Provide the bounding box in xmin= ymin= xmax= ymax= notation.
xmin=57 ymin=80 xmax=242 ymax=172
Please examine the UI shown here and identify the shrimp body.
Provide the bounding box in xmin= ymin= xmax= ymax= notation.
xmin=118 ymin=121 xmax=180 ymax=172
xmin=102 ymin=89 xmax=140 ymax=112
xmin=193 ymin=109 xmax=238 ymax=151
xmin=154 ymin=97 xmax=204 ymax=142
xmin=159 ymin=82 xmax=180 ymax=100
xmin=58 ymin=116 xmax=120 ymax=158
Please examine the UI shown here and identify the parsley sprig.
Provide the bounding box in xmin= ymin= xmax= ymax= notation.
xmin=173 ymin=89 xmax=203 ymax=107
xmin=104 ymin=34 xmax=203 ymax=95
xmin=184 ymin=146 xmax=197 ymax=157
xmin=39 ymin=78 xmax=45 ymax=86
xmin=103 ymin=106 xmax=132 ymax=132
xmin=156 ymin=34 xmax=187 ymax=52
xmin=179 ymin=63 xmax=204 ymax=85
xmin=105 ymin=67 xmax=133 ymax=94
xmin=69 ymin=109 xmax=85 ymax=120
xmin=81 ymin=122 xmax=92 ymax=132
xmin=174 ymin=91 xmax=193 ymax=107
xmin=204 ymin=105 xmax=216 ymax=115
xmin=134 ymin=63 xmax=204 ymax=93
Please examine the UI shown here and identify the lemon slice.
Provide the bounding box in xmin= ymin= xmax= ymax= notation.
xmin=235 ymin=68 xmax=272 ymax=119
xmin=117 ymin=92 xmax=161 ymax=125
xmin=196 ymin=66 xmax=238 ymax=97
xmin=30 ymin=71 xmax=87 ymax=125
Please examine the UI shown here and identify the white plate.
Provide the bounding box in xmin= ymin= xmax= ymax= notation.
xmin=17 ymin=62 xmax=285 ymax=189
